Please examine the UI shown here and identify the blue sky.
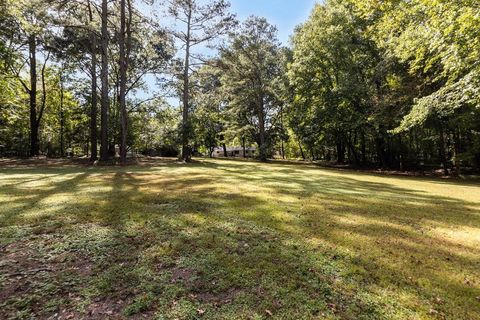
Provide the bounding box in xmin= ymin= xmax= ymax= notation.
xmin=229 ymin=0 xmax=318 ymax=45
xmin=143 ymin=0 xmax=319 ymax=103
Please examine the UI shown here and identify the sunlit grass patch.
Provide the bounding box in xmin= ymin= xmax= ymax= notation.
xmin=0 ymin=158 xmax=479 ymax=319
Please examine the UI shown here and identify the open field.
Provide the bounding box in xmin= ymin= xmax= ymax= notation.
xmin=0 ymin=158 xmax=479 ymax=319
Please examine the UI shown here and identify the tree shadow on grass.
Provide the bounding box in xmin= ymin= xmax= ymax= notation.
xmin=199 ymin=160 xmax=480 ymax=224
xmin=0 ymin=160 xmax=479 ymax=319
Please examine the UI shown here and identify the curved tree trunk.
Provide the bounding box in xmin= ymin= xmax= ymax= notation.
xmin=29 ymin=34 xmax=39 ymax=157
xmin=298 ymin=140 xmax=306 ymax=160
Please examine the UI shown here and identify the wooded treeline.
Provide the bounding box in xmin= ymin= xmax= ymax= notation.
xmin=0 ymin=0 xmax=479 ymax=173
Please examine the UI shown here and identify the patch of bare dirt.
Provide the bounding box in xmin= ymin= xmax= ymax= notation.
xmin=170 ymin=267 xmax=195 ymax=284
xmin=56 ymin=297 xmax=128 ymax=320
xmin=194 ymin=288 xmax=243 ymax=306
xmin=0 ymin=238 xmax=94 ymax=319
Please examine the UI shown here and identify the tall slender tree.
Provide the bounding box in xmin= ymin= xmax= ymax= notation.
xmin=119 ymin=0 xmax=127 ymax=163
xmin=118 ymin=0 xmax=133 ymax=164
xmin=166 ymin=0 xmax=235 ymax=161
xmin=4 ymin=0 xmax=52 ymax=156
xmin=87 ymin=0 xmax=98 ymax=161
xmin=100 ymin=0 xmax=109 ymax=161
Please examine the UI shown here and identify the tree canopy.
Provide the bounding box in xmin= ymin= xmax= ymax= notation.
xmin=0 ymin=0 xmax=478 ymax=173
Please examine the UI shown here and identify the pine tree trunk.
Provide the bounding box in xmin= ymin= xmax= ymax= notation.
xmin=181 ymin=7 xmax=192 ymax=162
xmin=60 ymin=69 xmax=65 ymax=157
xmin=119 ymin=0 xmax=128 ymax=164
xmin=100 ymin=0 xmax=109 ymax=161
xmin=258 ymin=94 xmax=267 ymax=161
xmin=88 ymin=1 xmax=98 ymax=161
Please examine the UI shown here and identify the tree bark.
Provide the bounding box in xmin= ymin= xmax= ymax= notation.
xmin=346 ymin=134 xmax=359 ymax=165
xmin=59 ymin=69 xmax=65 ymax=157
xmin=181 ymin=6 xmax=192 ymax=162
xmin=336 ymin=139 xmax=345 ymax=164
xmin=222 ymin=142 xmax=227 ymax=157
xmin=453 ymin=129 xmax=461 ymax=175
xmin=29 ymin=34 xmax=39 ymax=157
xmin=119 ymin=0 xmax=128 ymax=164
xmin=280 ymin=105 xmax=285 ymax=159
xmin=439 ymin=124 xmax=449 ymax=176
xmin=298 ymin=139 xmax=306 ymax=160
xmin=100 ymin=0 xmax=109 ymax=161
xmin=88 ymin=1 xmax=98 ymax=161
xmin=242 ymin=137 xmax=246 ymax=158
xmin=257 ymin=94 xmax=267 ymax=161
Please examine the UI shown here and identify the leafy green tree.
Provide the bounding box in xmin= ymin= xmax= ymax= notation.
xmin=190 ymin=64 xmax=225 ymax=157
xmin=289 ymin=1 xmax=380 ymax=164
xmin=367 ymin=0 xmax=480 ymax=172
xmin=220 ymin=17 xmax=285 ymax=161
xmin=3 ymin=0 xmax=54 ymax=156
xmin=127 ymin=99 xmax=179 ymax=155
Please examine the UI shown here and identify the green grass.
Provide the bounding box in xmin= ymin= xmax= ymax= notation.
xmin=0 ymin=158 xmax=479 ymax=319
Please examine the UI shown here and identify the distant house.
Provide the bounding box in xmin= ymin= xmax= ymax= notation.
xmin=212 ymin=146 xmax=256 ymax=158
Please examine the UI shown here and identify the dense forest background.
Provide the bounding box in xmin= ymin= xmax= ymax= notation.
xmin=0 ymin=0 xmax=479 ymax=174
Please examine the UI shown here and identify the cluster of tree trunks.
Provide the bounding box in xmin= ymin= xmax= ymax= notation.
xmin=295 ymin=125 xmax=479 ymax=175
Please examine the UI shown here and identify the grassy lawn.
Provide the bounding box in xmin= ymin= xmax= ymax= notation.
xmin=0 ymin=158 xmax=479 ymax=319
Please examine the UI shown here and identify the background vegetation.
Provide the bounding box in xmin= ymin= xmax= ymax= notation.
xmin=0 ymin=0 xmax=479 ymax=173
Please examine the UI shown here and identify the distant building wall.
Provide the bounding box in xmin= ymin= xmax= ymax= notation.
xmin=212 ymin=147 xmax=256 ymax=158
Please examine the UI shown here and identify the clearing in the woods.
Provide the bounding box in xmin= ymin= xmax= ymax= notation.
xmin=0 ymin=158 xmax=479 ymax=319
